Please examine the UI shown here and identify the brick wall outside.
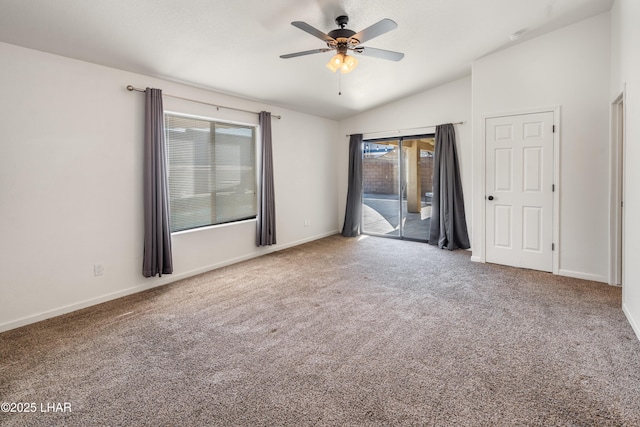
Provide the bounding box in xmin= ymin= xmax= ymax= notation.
xmin=421 ymin=155 xmax=434 ymax=195
xmin=363 ymin=150 xmax=434 ymax=196
xmin=363 ymin=150 xmax=399 ymax=194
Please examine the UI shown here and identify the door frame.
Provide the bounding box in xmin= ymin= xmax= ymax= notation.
xmin=479 ymin=106 xmax=560 ymax=274
xmin=610 ymin=88 xmax=626 ymax=286
xmin=361 ymin=134 xmax=435 ymax=242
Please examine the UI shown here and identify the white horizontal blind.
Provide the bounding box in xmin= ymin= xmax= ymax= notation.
xmin=165 ymin=114 xmax=257 ymax=232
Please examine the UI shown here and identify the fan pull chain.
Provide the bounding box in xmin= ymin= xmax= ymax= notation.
xmin=338 ymin=71 xmax=342 ymax=96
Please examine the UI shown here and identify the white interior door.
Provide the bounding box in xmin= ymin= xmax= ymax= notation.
xmin=612 ymin=95 xmax=625 ymax=286
xmin=485 ymin=112 xmax=554 ymax=272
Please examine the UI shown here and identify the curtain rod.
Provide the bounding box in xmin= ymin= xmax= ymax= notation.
xmin=346 ymin=121 xmax=464 ymax=137
xmin=126 ymin=85 xmax=282 ymax=119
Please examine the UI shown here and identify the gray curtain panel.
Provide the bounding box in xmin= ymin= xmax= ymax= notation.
xmin=341 ymin=134 xmax=363 ymax=237
xmin=428 ymin=124 xmax=470 ymax=250
xmin=143 ymin=88 xmax=173 ymax=277
xmin=256 ymin=111 xmax=276 ymax=246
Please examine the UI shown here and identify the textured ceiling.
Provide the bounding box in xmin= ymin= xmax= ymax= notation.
xmin=0 ymin=0 xmax=613 ymax=120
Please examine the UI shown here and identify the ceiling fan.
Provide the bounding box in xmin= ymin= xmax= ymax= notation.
xmin=280 ymin=15 xmax=404 ymax=74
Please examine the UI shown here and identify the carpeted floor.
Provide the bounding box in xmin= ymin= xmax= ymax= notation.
xmin=1 ymin=234 xmax=639 ymax=426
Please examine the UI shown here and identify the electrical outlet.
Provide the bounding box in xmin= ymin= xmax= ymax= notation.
xmin=304 ymin=219 xmax=311 ymax=227
xmin=94 ymin=264 xmax=104 ymax=276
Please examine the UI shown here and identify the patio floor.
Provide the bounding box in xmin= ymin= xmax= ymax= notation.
xmin=362 ymin=194 xmax=431 ymax=241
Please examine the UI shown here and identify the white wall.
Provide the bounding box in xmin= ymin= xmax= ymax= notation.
xmin=472 ymin=13 xmax=611 ymax=282
xmin=0 ymin=42 xmax=340 ymax=332
xmin=610 ymin=0 xmax=640 ymax=337
xmin=337 ymin=77 xmax=472 ymax=232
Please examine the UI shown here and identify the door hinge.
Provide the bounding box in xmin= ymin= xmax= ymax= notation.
xmin=553 ymin=125 xmax=556 ymax=133
xmin=552 ymin=243 xmax=555 ymax=251
xmin=552 ymin=184 xmax=555 ymax=192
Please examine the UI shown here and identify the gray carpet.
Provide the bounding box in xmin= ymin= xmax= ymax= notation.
xmin=1 ymin=234 xmax=640 ymax=426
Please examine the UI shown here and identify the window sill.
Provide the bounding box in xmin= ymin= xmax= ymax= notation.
xmin=171 ymin=217 xmax=257 ymax=236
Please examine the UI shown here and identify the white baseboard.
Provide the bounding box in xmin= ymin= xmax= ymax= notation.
xmin=557 ymin=269 xmax=608 ymax=283
xmin=0 ymin=230 xmax=339 ymax=334
xmin=623 ymin=303 xmax=640 ymax=342
xmin=470 ymin=256 xmax=483 ymax=263
xmin=264 ymin=230 xmax=339 ymax=254
xmin=0 ymin=282 xmax=168 ymax=333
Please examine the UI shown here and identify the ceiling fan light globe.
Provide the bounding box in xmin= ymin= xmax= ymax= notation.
xmin=344 ymin=54 xmax=357 ymax=68
xmin=326 ymin=53 xmax=345 ymax=72
xmin=340 ymin=54 xmax=358 ymax=73
xmin=326 ymin=62 xmax=339 ymax=72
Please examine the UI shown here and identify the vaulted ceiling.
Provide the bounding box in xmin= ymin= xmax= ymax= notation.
xmin=0 ymin=0 xmax=613 ymax=120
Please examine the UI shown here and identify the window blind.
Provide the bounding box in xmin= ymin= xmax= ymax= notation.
xmin=165 ymin=114 xmax=257 ymax=232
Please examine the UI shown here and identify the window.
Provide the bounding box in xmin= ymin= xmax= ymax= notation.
xmin=165 ymin=113 xmax=257 ymax=232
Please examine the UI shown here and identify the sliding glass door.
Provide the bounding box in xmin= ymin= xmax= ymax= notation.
xmin=362 ymin=140 xmax=401 ymax=237
xmin=362 ymin=135 xmax=434 ymax=242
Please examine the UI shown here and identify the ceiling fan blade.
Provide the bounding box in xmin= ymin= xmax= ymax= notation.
xmin=353 ymin=46 xmax=404 ymax=61
xmin=291 ymin=21 xmax=335 ymax=43
xmin=280 ymin=48 xmax=333 ymax=59
xmin=350 ymin=18 xmax=398 ymax=45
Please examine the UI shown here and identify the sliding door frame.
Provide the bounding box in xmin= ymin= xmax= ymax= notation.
xmin=361 ymin=133 xmax=435 ymax=242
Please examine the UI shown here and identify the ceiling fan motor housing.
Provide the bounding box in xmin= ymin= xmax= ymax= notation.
xmin=328 ymin=28 xmax=356 ymax=40
xmin=328 ymin=16 xmax=359 ymax=50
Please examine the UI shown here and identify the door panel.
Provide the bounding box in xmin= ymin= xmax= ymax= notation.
xmin=522 ymin=206 xmax=542 ymax=252
xmin=362 ymin=141 xmax=400 ymax=237
xmin=523 ymin=147 xmax=542 ymax=192
xmin=494 ymin=205 xmax=512 ymax=248
xmin=485 ymin=112 xmax=554 ymax=272
xmin=494 ymin=149 xmax=513 ymax=191
xmin=401 ymin=140 xmax=432 ymax=241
